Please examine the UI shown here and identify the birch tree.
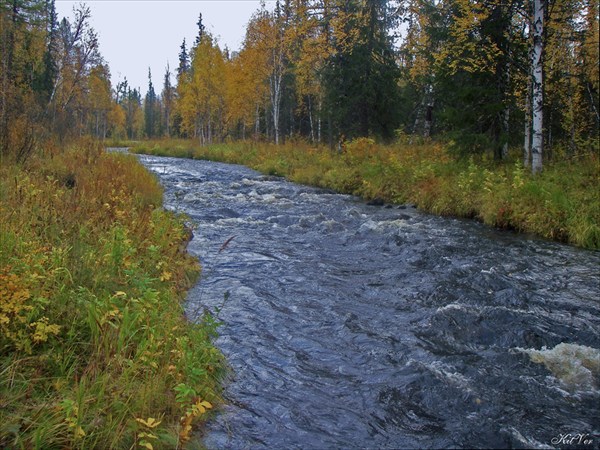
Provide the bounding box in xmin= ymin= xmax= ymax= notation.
xmin=531 ymin=0 xmax=545 ymax=173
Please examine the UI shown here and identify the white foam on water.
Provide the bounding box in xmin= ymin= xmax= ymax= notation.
xmin=321 ymin=219 xmax=345 ymax=233
xmin=435 ymin=303 xmax=468 ymax=313
xmin=261 ymin=194 xmax=278 ymax=203
xmin=359 ymin=219 xmax=412 ymax=234
xmin=435 ymin=302 xmax=534 ymax=317
xmin=214 ymin=217 xmax=267 ymax=227
xmin=412 ymin=360 xmax=475 ymax=394
xmin=517 ymin=343 xmax=600 ymax=392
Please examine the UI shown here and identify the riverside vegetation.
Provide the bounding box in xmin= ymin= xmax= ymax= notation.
xmin=131 ymin=138 xmax=600 ymax=250
xmin=0 ymin=140 xmax=225 ymax=449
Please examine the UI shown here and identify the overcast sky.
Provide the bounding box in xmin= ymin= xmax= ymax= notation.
xmin=55 ymin=1 xmax=272 ymax=95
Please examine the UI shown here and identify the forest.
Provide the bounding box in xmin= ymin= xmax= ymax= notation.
xmin=0 ymin=0 xmax=599 ymax=447
xmin=2 ymin=0 xmax=598 ymax=172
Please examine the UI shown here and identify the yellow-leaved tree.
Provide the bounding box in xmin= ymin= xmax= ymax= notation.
xmin=177 ymin=33 xmax=226 ymax=144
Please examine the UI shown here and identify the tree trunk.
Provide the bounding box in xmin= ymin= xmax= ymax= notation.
xmin=524 ymin=103 xmax=531 ymax=167
xmin=308 ymin=95 xmax=315 ymax=143
xmin=502 ymin=58 xmax=511 ymax=159
xmin=317 ymin=99 xmax=322 ymax=144
xmin=0 ymin=1 xmax=19 ymax=157
xmin=531 ymin=0 xmax=545 ymax=174
xmin=424 ymin=100 xmax=434 ymax=138
xmin=412 ymin=84 xmax=434 ymax=140
xmin=255 ymin=104 xmax=260 ymax=140
xmin=270 ymin=70 xmax=282 ymax=145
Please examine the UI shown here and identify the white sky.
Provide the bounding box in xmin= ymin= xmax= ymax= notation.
xmin=55 ymin=0 xmax=272 ymax=95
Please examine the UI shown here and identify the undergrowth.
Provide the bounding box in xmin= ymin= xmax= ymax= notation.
xmin=1 ymin=140 xmax=225 ymax=448
xmin=131 ymin=138 xmax=600 ymax=250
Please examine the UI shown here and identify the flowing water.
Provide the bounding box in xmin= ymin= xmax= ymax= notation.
xmin=138 ymin=154 xmax=600 ymax=449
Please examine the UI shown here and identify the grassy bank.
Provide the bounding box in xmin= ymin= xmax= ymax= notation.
xmin=131 ymin=138 xmax=600 ymax=250
xmin=1 ymin=141 xmax=225 ymax=448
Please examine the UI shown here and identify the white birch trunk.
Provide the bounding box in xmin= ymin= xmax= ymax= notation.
xmin=270 ymin=70 xmax=282 ymax=145
xmin=531 ymin=0 xmax=545 ymax=174
xmin=269 ymin=21 xmax=284 ymax=146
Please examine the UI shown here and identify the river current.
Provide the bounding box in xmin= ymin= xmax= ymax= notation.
xmin=138 ymin=154 xmax=600 ymax=449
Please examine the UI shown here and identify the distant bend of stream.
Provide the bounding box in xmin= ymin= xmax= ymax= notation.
xmin=138 ymin=154 xmax=600 ymax=449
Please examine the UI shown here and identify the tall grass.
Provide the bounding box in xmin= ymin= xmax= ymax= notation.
xmin=1 ymin=140 xmax=225 ymax=448
xmin=131 ymin=138 xmax=599 ymax=250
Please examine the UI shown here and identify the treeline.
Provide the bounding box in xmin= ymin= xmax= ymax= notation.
xmin=144 ymin=0 xmax=598 ymax=174
xmin=0 ymin=1 xmax=117 ymax=160
xmin=2 ymin=0 xmax=598 ymax=173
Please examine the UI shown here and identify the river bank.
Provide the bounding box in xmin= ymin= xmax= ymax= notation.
xmin=0 ymin=141 xmax=225 ymax=448
xmin=130 ymin=139 xmax=600 ymax=251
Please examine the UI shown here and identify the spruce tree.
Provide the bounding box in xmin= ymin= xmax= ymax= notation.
xmin=177 ymin=38 xmax=189 ymax=78
xmin=324 ymin=0 xmax=401 ymax=141
xmin=162 ymin=64 xmax=174 ymax=137
xmin=144 ymin=68 xmax=157 ymax=138
xmin=195 ymin=12 xmax=205 ymax=45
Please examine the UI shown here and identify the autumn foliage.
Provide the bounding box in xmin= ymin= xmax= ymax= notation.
xmin=0 ymin=142 xmax=224 ymax=447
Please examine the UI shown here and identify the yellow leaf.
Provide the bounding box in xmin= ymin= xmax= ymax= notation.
xmin=139 ymin=432 xmax=158 ymax=439
xmin=75 ymin=426 xmax=86 ymax=438
xmin=199 ymin=400 xmax=213 ymax=410
xmin=136 ymin=417 xmax=162 ymax=428
xmin=139 ymin=440 xmax=154 ymax=450
xmin=160 ymin=271 xmax=172 ymax=282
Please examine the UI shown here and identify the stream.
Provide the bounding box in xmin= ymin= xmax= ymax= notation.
xmin=138 ymin=154 xmax=600 ymax=449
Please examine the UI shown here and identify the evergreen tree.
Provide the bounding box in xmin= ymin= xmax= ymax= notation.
xmin=323 ymin=0 xmax=402 ymax=140
xmin=144 ymin=68 xmax=157 ymax=137
xmin=34 ymin=0 xmax=58 ymax=105
xmin=125 ymin=86 xmax=143 ymax=139
xmin=162 ymin=63 xmax=174 ymax=137
xmin=195 ymin=12 xmax=205 ymax=46
xmin=177 ymin=38 xmax=190 ymax=78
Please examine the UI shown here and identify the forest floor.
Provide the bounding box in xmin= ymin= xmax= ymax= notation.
xmin=130 ymin=138 xmax=600 ymax=251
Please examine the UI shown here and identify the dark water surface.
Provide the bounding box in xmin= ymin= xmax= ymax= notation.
xmin=138 ymin=154 xmax=600 ymax=449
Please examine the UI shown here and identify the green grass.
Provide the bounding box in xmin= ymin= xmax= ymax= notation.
xmin=131 ymin=138 xmax=600 ymax=250
xmin=1 ymin=140 xmax=225 ymax=448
